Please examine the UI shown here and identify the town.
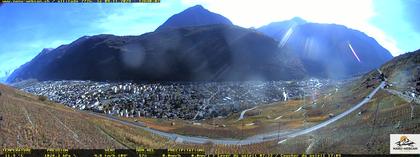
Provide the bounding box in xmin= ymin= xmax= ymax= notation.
xmin=20 ymin=79 xmax=332 ymax=120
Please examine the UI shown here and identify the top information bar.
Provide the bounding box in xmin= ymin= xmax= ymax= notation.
xmin=0 ymin=0 xmax=160 ymax=3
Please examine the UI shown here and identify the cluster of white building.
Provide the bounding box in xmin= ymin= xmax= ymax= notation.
xmin=21 ymin=79 xmax=330 ymax=120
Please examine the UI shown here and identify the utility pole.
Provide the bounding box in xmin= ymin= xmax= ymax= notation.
xmin=368 ymin=101 xmax=381 ymax=151
xmin=303 ymin=87 xmax=306 ymax=107
xmin=277 ymin=118 xmax=280 ymax=141
xmin=241 ymin=102 xmax=244 ymax=139
xmin=302 ymin=87 xmax=307 ymax=125
xmin=213 ymin=101 xmax=215 ymax=136
xmin=411 ymin=99 xmax=415 ymax=120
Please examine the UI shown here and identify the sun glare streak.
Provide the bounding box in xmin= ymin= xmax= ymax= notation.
xmin=348 ymin=42 xmax=361 ymax=62
xmin=279 ymin=26 xmax=294 ymax=48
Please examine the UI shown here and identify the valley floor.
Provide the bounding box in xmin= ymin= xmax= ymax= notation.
xmin=1 ymin=70 xmax=419 ymax=154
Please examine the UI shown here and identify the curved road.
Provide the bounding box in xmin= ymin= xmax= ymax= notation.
xmin=237 ymin=106 xmax=258 ymax=121
xmin=87 ymin=81 xmax=386 ymax=145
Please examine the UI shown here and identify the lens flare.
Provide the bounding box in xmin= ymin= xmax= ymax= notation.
xmin=347 ymin=42 xmax=361 ymax=62
xmin=279 ymin=26 xmax=294 ymax=48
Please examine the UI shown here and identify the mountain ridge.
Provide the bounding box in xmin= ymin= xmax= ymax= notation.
xmin=7 ymin=7 xmax=395 ymax=83
xmin=156 ymin=5 xmax=233 ymax=31
xmin=7 ymin=24 xmax=306 ymax=83
xmin=258 ymin=18 xmax=393 ymax=78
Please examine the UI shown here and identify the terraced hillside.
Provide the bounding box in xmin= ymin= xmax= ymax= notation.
xmin=0 ymin=84 xmax=172 ymax=149
xmin=264 ymin=51 xmax=420 ymax=154
xmin=381 ymin=49 xmax=420 ymax=95
xmin=0 ymin=83 xmax=319 ymax=154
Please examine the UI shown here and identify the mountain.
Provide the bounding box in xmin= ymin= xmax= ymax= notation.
xmin=7 ymin=25 xmax=306 ymax=83
xmin=258 ymin=18 xmax=393 ymax=78
xmin=380 ymin=49 xmax=420 ymax=93
xmin=156 ymin=5 xmax=233 ymax=31
xmin=258 ymin=17 xmax=307 ymax=39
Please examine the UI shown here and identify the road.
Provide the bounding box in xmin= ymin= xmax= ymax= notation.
xmin=193 ymin=88 xmax=219 ymax=120
xmin=280 ymin=81 xmax=385 ymax=140
xmin=379 ymin=68 xmax=419 ymax=104
xmin=86 ymin=81 xmax=386 ymax=145
xmin=237 ymin=106 xmax=258 ymax=121
xmin=385 ymin=89 xmax=420 ymax=104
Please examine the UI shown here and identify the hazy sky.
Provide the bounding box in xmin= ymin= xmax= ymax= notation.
xmin=0 ymin=0 xmax=419 ymax=77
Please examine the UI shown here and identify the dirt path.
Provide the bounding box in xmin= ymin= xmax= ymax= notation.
xmin=385 ymin=89 xmax=420 ymax=104
xmin=21 ymin=106 xmax=34 ymax=128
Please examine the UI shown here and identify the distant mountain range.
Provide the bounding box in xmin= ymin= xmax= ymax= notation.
xmin=258 ymin=17 xmax=393 ymax=78
xmin=7 ymin=5 xmax=394 ymax=83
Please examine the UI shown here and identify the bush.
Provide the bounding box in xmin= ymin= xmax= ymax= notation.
xmin=306 ymin=109 xmax=324 ymax=117
xmin=38 ymin=95 xmax=48 ymax=101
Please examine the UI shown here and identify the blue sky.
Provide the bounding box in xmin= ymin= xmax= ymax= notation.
xmin=0 ymin=0 xmax=419 ymax=78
